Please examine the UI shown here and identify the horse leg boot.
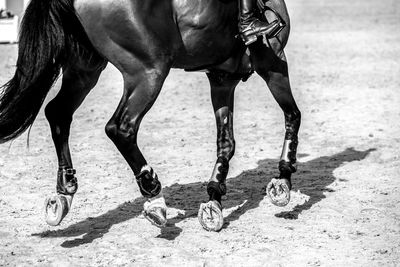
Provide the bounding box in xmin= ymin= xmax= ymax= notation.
xmin=198 ymin=72 xmax=239 ymax=231
xmin=239 ymin=0 xmax=283 ymax=45
xmin=44 ymin=59 xmax=106 ymax=226
xmin=136 ymin=165 xmax=165 ymax=227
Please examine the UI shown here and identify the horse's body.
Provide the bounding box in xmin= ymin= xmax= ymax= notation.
xmin=0 ymin=0 xmax=299 ymax=231
xmin=76 ymin=0 xmax=289 ymax=71
xmin=76 ymin=0 xmax=239 ymax=69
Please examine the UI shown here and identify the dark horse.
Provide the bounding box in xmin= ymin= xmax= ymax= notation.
xmin=0 ymin=0 xmax=300 ymax=231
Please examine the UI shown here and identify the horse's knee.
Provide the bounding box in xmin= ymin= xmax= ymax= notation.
xmin=215 ymin=107 xmax=235 ymax=160
xmin=217 ymin=125 xmax=235 ymax=159
xmin=287 ymin=109 xmax=301 ymax=124
xmin=285 ymin=110 xmax=301 ymax=137
xmin=293 ymin=110 xmax=301 ymax=125
xmin=292 ymin=109 xmax=301 ymax=120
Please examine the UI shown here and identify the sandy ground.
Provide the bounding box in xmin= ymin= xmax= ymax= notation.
xmin=0 ymin=0 xmax=399 ymax=266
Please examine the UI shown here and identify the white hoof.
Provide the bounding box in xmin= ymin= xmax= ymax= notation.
xmin=198 ymin=200 xmax=224 ymax=232
xmin=143 ymin=194 xmax=167 ymax=228
xmin=266 ymin=178 xmax=291 ymax=207
xmin=44 ymin=194 xmax=73 ymax=226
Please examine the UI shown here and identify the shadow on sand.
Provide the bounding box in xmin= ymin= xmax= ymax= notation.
xmin=32 ymin=147 xmax=374 ymax=247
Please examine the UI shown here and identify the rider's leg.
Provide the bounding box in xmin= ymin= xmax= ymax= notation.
xmin=239 ymin=0 xmax=283 ymax=45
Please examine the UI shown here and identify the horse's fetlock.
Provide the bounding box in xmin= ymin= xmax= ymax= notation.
xmin=285 ymin=111 xmax=301 ymax=133
xmin=208 ymin=157 xmax=229 ymax=202
xmin=279 ymin=160 xmax=296 ymax=178
xmin=286 ymin=110 xmax=301 ymax=123
xmin=207 ymin=181 xmax=226 ymax=203
xmin=217 ymin=138 xmax=235 ymax=159
xmin=136 ymin=166 xmax=162 ymax=198
xmin=56 ymin=168 xmax=78 ymax=195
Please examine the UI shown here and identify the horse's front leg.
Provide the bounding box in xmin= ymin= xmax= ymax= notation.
xmin=198 ymin=72 xmax=240 ymax=231
xmin=251 ymin=41 xmax=301 ymax=207
xmin=266 ymin=67 xmax=300 ymax=206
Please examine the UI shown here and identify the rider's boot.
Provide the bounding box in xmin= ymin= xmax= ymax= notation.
xmin=239 ymin=0 xmax=282 ymax=45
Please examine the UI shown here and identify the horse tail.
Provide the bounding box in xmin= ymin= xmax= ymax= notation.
xmin=0 ymin=0 xmax=90 ymax=143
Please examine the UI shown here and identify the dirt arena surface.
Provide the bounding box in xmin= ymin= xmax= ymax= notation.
xmin=0 ymin=0 xmax=399 ymax=265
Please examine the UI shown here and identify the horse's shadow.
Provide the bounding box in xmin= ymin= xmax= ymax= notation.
xmin=32 ymin=147 xmax=374 ymax=247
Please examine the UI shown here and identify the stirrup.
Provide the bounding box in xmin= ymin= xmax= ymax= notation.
xmin=240 ymin=19 xmax=283 ymax=45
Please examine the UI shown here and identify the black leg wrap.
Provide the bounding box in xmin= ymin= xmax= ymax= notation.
xmin=278 ymin=135 xmax=298 ymax=190
xmin=135 ymin=167 xmax=162 ymax=198
xmin=207 ymin=157 xmax=229 ymax=203
xmin=56 ymin=168 xmax=78 ymax=195
xmin=215 ymin=157 xmax=229 ymax=184
xmin=207 ymin=182 xmax=226 ymax=203
xmin=216 ymin=111 xmax=235 ymax=161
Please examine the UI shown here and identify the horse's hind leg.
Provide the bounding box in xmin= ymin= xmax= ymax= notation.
xmin=44 ymin=57 xmax=106 ymax=226
xmin=198 ymin=72 xmax=240 ymax=231
xmin=250 ymin=41 xmax=301 ymax=207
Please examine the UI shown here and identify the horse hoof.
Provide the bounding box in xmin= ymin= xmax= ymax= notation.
xmin=266 ymin=178 xmax=291 ymax=207
xmin=198 ymin=200 xmax=223 ymax=232
xmin=143 ymin=196 xmax=167 ymax=228
xmin=44 ymin=194 xmax=72 ymax=226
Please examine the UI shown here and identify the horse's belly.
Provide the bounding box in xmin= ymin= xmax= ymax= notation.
xmin=172 ymin=31 xmax=238 ymax=69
